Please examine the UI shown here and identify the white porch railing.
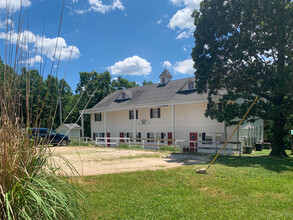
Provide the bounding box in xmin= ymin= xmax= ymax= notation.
xmin=93 ymin=137 xmax=242 ymax=155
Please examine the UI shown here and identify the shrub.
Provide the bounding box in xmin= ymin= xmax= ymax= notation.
xmin=118 ymin=144 xmax=142 ymax=149
xmin=0 ymin=3 xmax=84 ymax=219
xmin=159 ymin=146 xmax=181 ymax=152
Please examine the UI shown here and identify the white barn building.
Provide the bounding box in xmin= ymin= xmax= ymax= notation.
xmin=81 ymin=70 xmax=263 ymax=153
xmin=56 ymin=123 xmax=81 ymax=138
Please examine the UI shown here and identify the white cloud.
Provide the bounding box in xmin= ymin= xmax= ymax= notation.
xmin=157 ymin=14 xmax=168 ymax=25
xmin=170 ymin=0 xmax=199 ymax=8
xmin=74 ymin=0 xmax=125 ymax=14
xmin=0 ymin=0 xmax=31 ymax=11
xmin=169 ymin=7 xmax=194 ymax=30
xmin=37 ymin=36 xmax=80 ymax=60
xmin=176 ymin=30 xmax=192 ymax=39
xmin=162 ymin=61 xmax=172 ymax=69
xmin=0 ymin=30 xmax=80 ymax=61
xmin=168 ymin=0 xmax=201 ymax=39
xmin=173 ymin=59 xmax=195 ymax=74
xmin=0 ymin=19 xmax=14 ymax=29
xmin=20 ymin=55 xmax=43 ymax=66
xmin=182 ymin=44 xmax=191 ymax=52
xmin=108 ymin=55 xmax=152 ymax=76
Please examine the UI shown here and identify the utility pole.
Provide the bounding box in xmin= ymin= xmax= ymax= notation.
xmin=59 ymin=95 xmax=62 ymax=125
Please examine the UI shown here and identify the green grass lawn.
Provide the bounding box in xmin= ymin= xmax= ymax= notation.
xmin=76 ymin=151 xmax=293 ymax=219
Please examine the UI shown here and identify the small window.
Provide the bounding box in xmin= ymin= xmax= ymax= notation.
xmin=98 ymin=132 xmax=105 ymax=141
xmin=156 ymin=132 xmax=166 ymax=143
xmin=129 ymin=110 xmax=138 ymax=120
xmin=162 ymin=77 xmax=165 ymax=84
xmin=188 ymin=81 xmax=194 ymax=89
xmin=126 ymin=132 xmax=133 ymax=142
xmin=121 ymin=92 xmax=126 ymax=99
xmin=202 ymin=132 xmax=213 ymax=144
xmin=216 ymin=133 xmax=223 ymax=142
xmin=136 ymin=132 xmax=142 ymax=142
xmin=93 ymin=132 xmax=98 ymax=141
xmin=94 ymin=132 xmax=105 ymax=141
xmin=147 ymin=132 xmax=155 ymax=142
xmin=156 ymin=132 xmax=161 ymax=141
xmin=126 ymin=132 xmax=133 ymax=138
xmin=150 ymin=108 xmax=161 ymax=118
xmin=95 ymin=113 xmax=102 ymax=121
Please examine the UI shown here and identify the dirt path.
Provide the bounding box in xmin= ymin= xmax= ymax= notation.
xmin=51 ymin=146 xmax=211 ymax=176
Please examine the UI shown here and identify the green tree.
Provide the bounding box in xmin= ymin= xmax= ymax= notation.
xmin=75 ymin=72 xmax=139 ymax=136
xmin=192 ymin=0 xmax=293 ymax=157
xmin=75 ymin=71 xmax=112 ymax=136
xmin=142 ymin=80 xmax=153 ymax=86
xmin=111 ymin=75 xmax=139 ymax=90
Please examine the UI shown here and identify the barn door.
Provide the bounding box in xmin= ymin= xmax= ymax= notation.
xmin=120 ymin=132 xmax=124 ymax=143
xmin=189 ymin=132 xmax=198 ymax=152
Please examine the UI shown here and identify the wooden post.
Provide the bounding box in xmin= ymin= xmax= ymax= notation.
xmin=104 ymin=112 xmax=107 ymax=140
xmin=134 ymin=109 xmax=136 ymax=144
xmin=172 ymin=105 xmax=175 ymax=145
xmin=237 ymin=127 xmax=241 ymax=156
xmin=215 ymin=142 xmax=218 ymax=154
xmin=81 ymin=113 xmax=84 ymax=137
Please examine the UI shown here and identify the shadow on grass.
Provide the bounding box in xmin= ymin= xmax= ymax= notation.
xmin=214 ymin=155 xmax=293 ymax=173
xmin=162 ymin=153 xmax=211 ymax=166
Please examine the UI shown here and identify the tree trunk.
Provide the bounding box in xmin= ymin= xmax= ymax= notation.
xmin=269 ymin=114 xmax=288 ymax=157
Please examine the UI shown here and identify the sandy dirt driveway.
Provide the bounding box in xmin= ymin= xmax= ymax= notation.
xmin=51 ymin=146 xmax=211 ymax=176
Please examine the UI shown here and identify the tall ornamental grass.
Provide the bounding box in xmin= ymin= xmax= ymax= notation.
xmin=0 ymin=1 xmax=84 ymax=219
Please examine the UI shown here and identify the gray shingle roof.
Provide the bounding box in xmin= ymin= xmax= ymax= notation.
xmin=159 ymin=69 xmax=173 ymax=78
xmin=84 ymin=77 xmax=212 ymax=113
xmin=63 ymin=124 xmax=81 ymax=129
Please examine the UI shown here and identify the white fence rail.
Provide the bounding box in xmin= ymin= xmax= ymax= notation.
xmin=93 ymin=137 xmax=242 ymax=155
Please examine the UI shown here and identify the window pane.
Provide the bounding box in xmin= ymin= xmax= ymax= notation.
xmin=188 ymin=81 xmax=194 ymax=89
xmin=206 ymin=133 xmax=213 ymax=141
xmin=95 ymin=113 xmax=102 ymax=121
xmin=216 ymin=133 xmax=223 ymax=142
xmin=129 ymin=110 xmax=134 ymax=119
xmin=156 ymin=133 xmax=161 ymax=140
xmin=127 ymin=132 xmax=133 ymax=138
xmin=151 ymin=108 xmax=160 ymax=118
xmin=98 ymin=133 xmax=105 ymax=141
xmin=147 ymin=132 xmax=154 ymax=142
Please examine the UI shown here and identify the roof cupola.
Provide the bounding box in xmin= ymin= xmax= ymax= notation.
xmin=159 ymin=69 xmax=173 ymax=85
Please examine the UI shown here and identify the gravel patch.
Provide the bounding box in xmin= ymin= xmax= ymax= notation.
xmin=51 ymin=146 xmax=211 ymax=176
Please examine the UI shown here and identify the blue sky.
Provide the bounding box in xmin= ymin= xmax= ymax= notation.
xmin=0 ymin=0 xmax=200 ymax=90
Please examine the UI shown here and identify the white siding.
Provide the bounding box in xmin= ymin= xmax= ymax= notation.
xmin=56 ymin=126 xmax=81 ymax=138
xmin=89 ymin=102 xmax=264 ymax=151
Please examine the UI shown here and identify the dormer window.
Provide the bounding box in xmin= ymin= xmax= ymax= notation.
xmin=121 ymin=92 xmax=126 ymax=99
xmin=159 ymin=69 xmax=173 ymax=85
xmin=188 ymin=81 xmax=195 ymax=89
